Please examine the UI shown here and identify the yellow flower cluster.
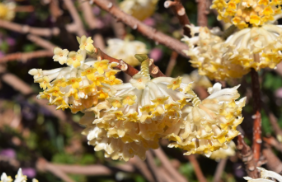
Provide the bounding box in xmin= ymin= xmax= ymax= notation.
xmin=29 ymin=36 xmax=122 ymax=113
xmin=211 ymin=0 xmax=282 ymax=29
xmin=0 ymin=168 xmax=38 ymax=182
xmin=183 ymin=24 xmax=282 ymax=79
xmin=183 ymin=26 xmax=249 ymax=80
xmin=79 ymin=57 xmax=245 ymax=160
xmin=244 ymin=167 xmax=282 ymax=181
xmin=209 ymin=141 xmax=236 ymax=160
xmin=182 ymin=70 xmax=212 ymax=89
xmin=0 ymin=1 xmax=16 ymax=21
xmin=119 ymin=0 xmax=159 ymax=21
xmin=106 ymin=38 xmax=148 ymax=66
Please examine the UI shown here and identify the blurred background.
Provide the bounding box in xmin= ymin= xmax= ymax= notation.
xmin=1 ymin=0 xmax=282 ymax=182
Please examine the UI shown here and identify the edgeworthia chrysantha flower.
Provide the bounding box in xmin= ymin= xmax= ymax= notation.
xmin=106 ymin=38 xmax=148 ymax=66
xmin=183 ymin=23 xmax=282 ymax=80
xmin=211 ymin=0 xmax=282 ymax=29
xmin=79 ymin=54 xmax=245 ymax=160
xmin=119 ymin=0 xmax=159 ymax=21
xmin=244 ymin=167 xmax=282 ymax=181
xmin=0 ymin=168 xmax=38 ymax=182
xmin=28 ymin=36 xmax=121 ymax=113
xmin=209 ymin=141 xmax=236 ymax=160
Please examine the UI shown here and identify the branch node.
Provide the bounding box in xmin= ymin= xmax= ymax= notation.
xmin=149 ymin=59 xmax=154 ymax=66
xmin=164 ymin=1 xmax=173 ymax=8
xmin=177 ymin=7 xmax=186 ymax=16
xmin=22 ymin=25 xmax=30 ymax=33
xmin=151 ymin=66 xmax=159 ymax=74
xmin=119 ymin=60 xmax=128 ymax=71
xmin=107 ymin=2 xmax=113 ymax=9
xmin=133 ymin=24 xmax=138 ymax=30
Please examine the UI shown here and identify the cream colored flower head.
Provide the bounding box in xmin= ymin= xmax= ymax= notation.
xmin=0 ymin=1 xmax=16 ymax=21
xmin=182 ymin=70 xmax=212 ymax=89
xmin=225 ymin=24 xmax=282 ymax=70
xmin=106 ymin=38 xmax=148 ymax=66
xmin=244 ymin=167 xmax=282 ymax=181
xmin=79 ymin=55 xmax=200 ymax=161
xmin=0 ymin=168 xmax=38 ymax=182
xmin=119 ymin=0 xmax=159 ymax=21
xmin=209 ymin=141 xmax=236 ymax=160
xmin=165 ymin=83 xmax=245 ymax=156
xmin=183 ymin=25 xmax=249 ymax=80
xmin=29 ymin=36 xmax=121 ymax=113
xmin=211 ymin=0 xmax=282 ymax=29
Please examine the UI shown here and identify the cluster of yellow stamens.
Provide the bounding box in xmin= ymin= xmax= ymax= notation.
xmin=29 ymin=36 xmax=121 ymax=113
xmin=0 ymin=1 xmax=16 ymax=21
xmin=211 ymin=0 xmax=282 ymax=29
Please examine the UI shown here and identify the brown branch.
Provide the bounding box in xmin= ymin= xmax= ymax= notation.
xmin=146 ymin=151 xmax=163 ymax=182
xmin=27 ymin=35 xmax=56 ymax=51
xmin=197 ymin=0 xmax=208 ymax=26
xmin=250 ymin=69 xmax=262 ymax=163
xmin=80 ymin=0 xmax=101 ymax=29
xmin=49 ymin=0 xmax=63 ymax=21
xmin=0 ymin=20 xmax=60 ymax=37
xmin=262 ymin=148 xmax=282 ymax=173
xmin=212 ymin=159 xmax=227 ymax=182
xmin=164 ymin=0 xmax=191 ymax=37
xmin=186 ymin=155 xmax=207 ymax=182
xmin=129 ymin=157 xmax=155 ymax=182
xmin=154 ymin=148 xmax=187 ymax=182
xmin=237 ymin=135 xmax=259 ymax=178
xmin=262 ymin=103 xmax=282 ymax=139
xmin=15 ymin=5 xmax=35 ymax=12
xmin=63 ymin=0 xmax=87 ymax=36
xmin=263 ymin=137 xmax=282 ymax=153
xmin=165 ymin=51 xmax=178 ymax=76
xmin=0 ymin=50 xmax=53 ymax=63
xmin=92 ymin=0 xmax=189 ymax=58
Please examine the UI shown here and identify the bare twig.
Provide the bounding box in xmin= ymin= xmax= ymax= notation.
xmin=250 ymin=69 xmax=262 ymax=163
xmin=63 ymin=0 xmax=87 ymax=36
xmin=0 ymin=20 xmax=60 ymax=37
xmin=186 ymin=155 xmax=207 ymax=182
xmin=212 ymin=159 xmax=227 ymax=182
xmin=49 ymin=0 xmax=63 ymax=21
xmin=262 ymin=104 xmax=282 ymax=139
xmin=262 ymin=148 xmax=282 ymax=173
xmin=92 ymin=0 xmax=189 ymax=58
xmin=164 ymin=0 xmax=191 ymax=37
xmin=80 ymin=0 xmax=101 ymax=29
xmin=27 ymin=35 xmax=56 ymax=51
xmin=197 ymin=0 xmax=208 ymax=26
xmin=15 ymin=5 xmax=35 ymax=12
xmin=165 ymin=51 xmax=178 ymax=76
xmin=154 ymin=148 xmax=187 ymax=182
xmin=0 ymin=50 xmax=53 ymax=63
xmin=263 ymin=137 xmax=282 ymax=153
xmin=129 ymin=156 xmax=154 ymax=182
xmin=146 ymin=151 xmax=163 ymax=182
xmin=237 ymin=135 xmax=259 ymax=178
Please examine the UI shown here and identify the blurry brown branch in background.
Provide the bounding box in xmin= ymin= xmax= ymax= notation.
xmin=0 ymin=66 xmax=66 ymax=121
xmin=0 ymin=50 xmax=53 ymax=63
xmin=27 ymin=35 xmax=56 ymax=51
xmin=262 ymin=148 xmax=282 ymax=173
xmin=263 ymin=137 xmax=282 ymax=153
xmin=197 ymin=0 xmax=208 ymax=26
xmin=237 ymin=135 xmax=259 ymax=178
xmin=212 ymin=159 xmax=227 ymax=182
xmin=164 ymin=0 xmax=191 ymax=37
xmin=91 ymin=0 xmax=189 ymax=58
xmin=186 ymin=155 xmax=207 ymax=182
xmin=15 ymin=5 xmax=35 ymax=12
xmin=146 ymin=151 xmax=163 ymax=182
xmin=129 ymin=157 xmax=155 ymax=182
xmin=165 ymin=51 xmax=178 ymax=76
xmin=153 ymin=148 xmax=187 ymax=182
xmin=63 ymin=0 xmax=87 ymax=36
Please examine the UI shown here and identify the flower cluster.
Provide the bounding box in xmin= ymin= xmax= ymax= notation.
xmin=244 ymin=167 xmax=282 ymax=181
xmin=0 ymin=168 xmax=38 ymax=182
xmin=0 ymin=1 xmax=16 ymax=21
xmin=119 ymin=0 xmax=159 ymax=21
xmin=183 ymin=23 xmax=282 ymax=79
xmin=182 ymin=70 xmax=212 ymax=89
xmin=106 ymin=38 xmax=148 ymax=66
xmin=211 ymin=0 xmax=282 ymax=29
xmin=29 ymin=36 xmax=122 ymax=113
xmin=80 ymin=56 xmax=245 ymax=160
xmin=183 ymin=26 xmax=249 ymax=80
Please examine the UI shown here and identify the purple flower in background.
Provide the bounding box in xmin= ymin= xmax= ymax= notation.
xmin=93 ymin=6 xmax=101 ymax=15
xmin=233 ymin=163 xmax=245 ymax=178
xmin=0 ymin=149 xmax=16 ymax=158
xmin=6 ymin=37 xmax=15 ymax=46
xmin=275 ymin=88 xmax=282 ymax=98
xmin=143 ymin=18 xmax=155 ymax=27
xmin=22 ymin=168 xmax=36 ymax=178
xmin=150 ymin=48 xmax=163 ymax=62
